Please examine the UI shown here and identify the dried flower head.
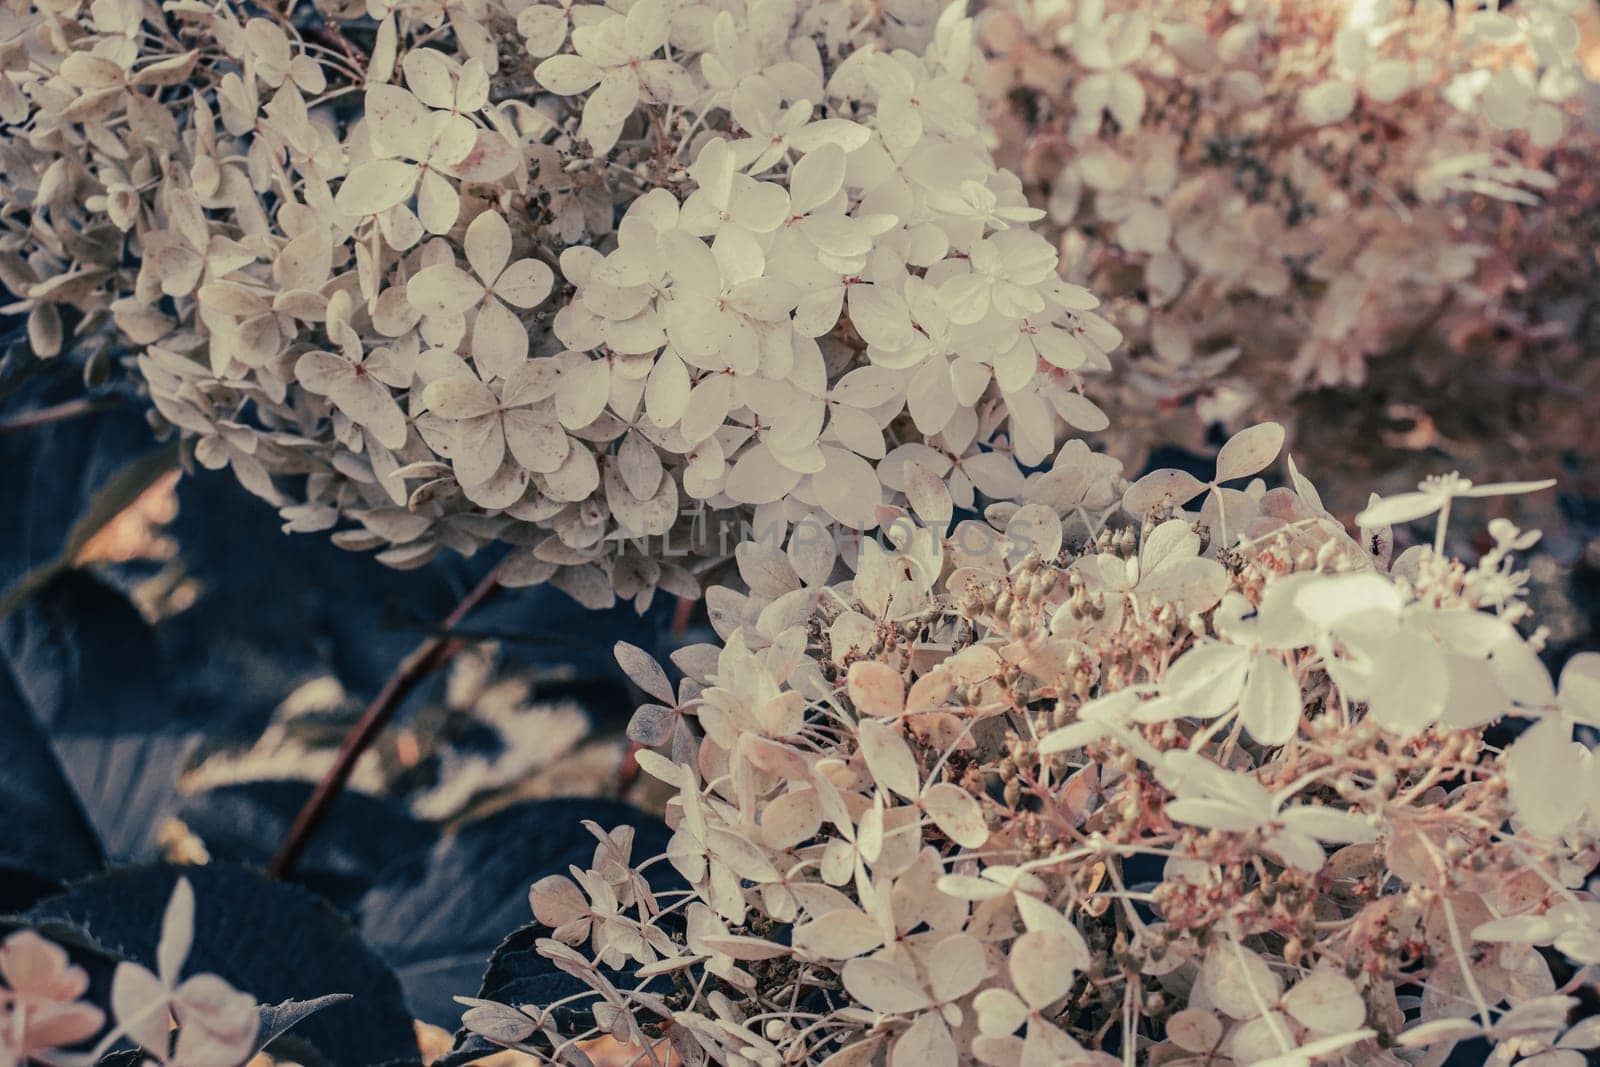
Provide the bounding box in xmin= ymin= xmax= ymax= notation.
xmin=464 ymin=424 xmax=1598 ymax=1067
xmin=1 ymin=0 xmax=1121 ymax=609
xmin=981 ymin=0 xmax=1600 ymax=513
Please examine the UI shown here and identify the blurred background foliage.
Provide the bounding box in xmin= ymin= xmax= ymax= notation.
xmin=977 ymin=1 xmax=1600 ymax=668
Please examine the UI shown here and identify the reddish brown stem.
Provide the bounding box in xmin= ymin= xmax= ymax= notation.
xmin=616 ymin=741 xmax=643 ymax=795
xmin=670 ymin=595 xmax=695 ymax=637
xmin=268 ymin=565 xmax=503 ymax=879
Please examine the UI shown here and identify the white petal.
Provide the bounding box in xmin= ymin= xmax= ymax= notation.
xmin=621 ymin=0 xmax=668 ymax=56
xmin=1161 ymin=641 xmax=1250 ymax=720
xmin=726 ymin=444 xmax=803 ymax=505
xmin=407 ymin=263 xmax=484 ymax=318
xmin=903 ymin=461 xmax=953 ymax=526
xmin=728 ymin=177 xmax=790 ymax=233
xmin=1507 ymin=716 xmax=1586 ymax=836
xmin=847 ymin=283 xmax=915 ymax=351
xmin=446 ymin=412 xmax=505 ymax=488
xmin=1354 ymin=491 xmax=1443 ymax=528
xmin=1238 ymin=653 xmax=1299 ymax=746
xmin=423 ymin=375 xmax=499 ymax=418
xmin=847 ymin=661 xmax=905 ymax=717
xmin=294 ymin=349 xmax=352 ymax=396
xmin=329 ymin=371 xmax=409 ymax=449
xmin=402 ymin=47 xmax=455 ymax=109
xmin=495 ymin=259 xmax=555 ymax=309
xmin=793 ymin=910 xmax=883 ymax=961
xmin=535 ymin=54 xmax=602 ymax=95
xmin=889 ymin=1010 xmax=956 ymax=1067
xmin=637 ymin=59 xmax=694 ymax=104
xmin=503 ymin=408 xmax=569 ymax=473
xmin=1010 ymin=929 xmax=1086 ymax=1009
xmin=841 ymin=957 xmax=933 ymax=1014
xmin=518 ymin=6 xmax=566 ymax=56
xmin=471 ymin=298 xmax=528 ymax=379
xmin=644 ymin=350 xmax=690 ymax=427
xmin=790 ymin=143 xmax=846 ymax=215
xmin=1167 ymin=798 xmax=1262 ymax=833
xmin=1214 ymin=421 xmax=1284 ymax=482
xmin=416 ymin=168 xmax=460 ymax=235
xmin=465 ymin=209 xmax=512 ymax=284
xmin=554 ymin=357 xmax=610 ymax=429
xmin=923 ymin=783 xmax=987 ymax=848
xmin=1283 ymin=971 xmax=1365 ymax=1034
xmin=858 ymin=718 xmax=920 ymax=799
xmin=1123 ymin=468 xmax=1206 ymax=516
xmin=581 ymin=68 xmax=638 ymax=152
xmin=617 ymin=429 xmax=664 ymax=498
xmin=335 ymin=159 xmax=416 ymax=216
xmin=810 ymin=446 xmax=882 ymax=529
xmin=680 ymin=373 xmax=733 ymax=444
xmin=1366 ymin=634 xmax=1447 ymax=735
xmin=1277 ymin=806 xmax=1379 ymax=845
xmin=543 ymin=441 xmax=601 ymax=501
xmin=364 ymin=84 xmax=430 ymax=157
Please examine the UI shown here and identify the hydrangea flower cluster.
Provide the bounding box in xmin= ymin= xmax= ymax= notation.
xmin=0 ymin=0 xmax=1122 ymax=608
xmin=0 ymin=880 xmax=263 ymax=1067
xmin=463 ymin=424 xmax=1599 ymax=1067
xmin=980 ymin=0 xmax=1600 ymax=464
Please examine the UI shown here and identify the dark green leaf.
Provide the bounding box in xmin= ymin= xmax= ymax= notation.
xmin=178 ymin=782 xmax=433 ymax=911
xmin=1 ymin=570 xmax=197 ymax=861
xmin=0 ymin=661 xmax=104 ymax=908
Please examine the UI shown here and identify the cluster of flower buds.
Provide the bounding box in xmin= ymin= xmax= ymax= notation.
xmin=472 ymin=423 xmax=1598 ymax=1067
xmin=1 ymin=0 xmax=1125 ymax=608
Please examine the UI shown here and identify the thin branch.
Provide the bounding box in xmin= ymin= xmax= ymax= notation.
xmin=268 ymin=564 xmax=503 ymax=879
xmin=0 ymin=396 xmax=123 ymax=434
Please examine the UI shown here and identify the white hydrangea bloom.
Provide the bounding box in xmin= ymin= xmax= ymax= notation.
xmin=1 ymin=0 xmax=1123 ymax=609
xmin=464 ymin=425 xmax=1594 ymax=1067
xmin=980 ymin=0 xmax=1600 ymax=481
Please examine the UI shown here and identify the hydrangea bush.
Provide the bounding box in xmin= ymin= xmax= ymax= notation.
xmin=470 ymin=427 xmax=1599 ymax=1066
xmin=3 ymin=0 xmax=1598 ymax=1065
xmin=2 ymin=0 xmax=1124 ymax=608
xmin=980 ymin=0 xmax=1600 ymax=499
